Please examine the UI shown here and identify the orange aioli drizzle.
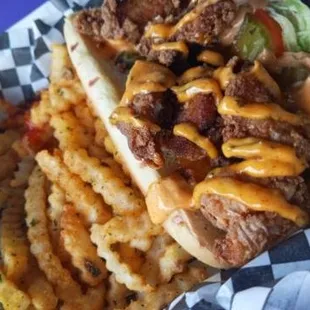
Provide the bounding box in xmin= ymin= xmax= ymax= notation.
xmin=178 ymin=66 xmax=211 ymax=85
xmin=171 ymin=78 xmax=223 ymax=104
xmin=218 ymin=96 xmax=301 ymax=125
xmin=152 ymin=42 xmax=189 ymax=57
xmin=197 ymin=50 xmax=225 ymax=67
xmin=144 ymin=0 xmax=219 ymax=43
xmin=173 ymin=123 xmax=218 ymax=159
xmin=213 ymin=66 xmax=235 ymax=89
xmin=110 ymin=106 xmax=161 ymax=132
xmin=193 ymin=177 xmax=309 ymax=227
xmin=250 ymin=61 xmax=281 ymax=100
xmin=146 ymin=174 xmax=193 ymax=224
xmin=221 ymin=138 xmax=307 ymax=177
xmin=120 ymin=60 xmax=176 ymax=106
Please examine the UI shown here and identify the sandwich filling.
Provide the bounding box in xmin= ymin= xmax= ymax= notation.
xmin=74 ymin=0 xmax=310 ymax=267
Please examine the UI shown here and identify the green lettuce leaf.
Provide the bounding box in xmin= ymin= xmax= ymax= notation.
xmin=270 ymin=0 xmax=310 ymax=52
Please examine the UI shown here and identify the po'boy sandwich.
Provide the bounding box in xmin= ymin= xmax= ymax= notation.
xmin=64 ymin=0 xmax=310 ymax=268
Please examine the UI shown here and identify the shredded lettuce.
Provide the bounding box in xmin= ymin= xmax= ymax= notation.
xmin=270 ymin=0 xmax=310 ymax=52
xmin=267 ymin=8 xmax=301 ymax=52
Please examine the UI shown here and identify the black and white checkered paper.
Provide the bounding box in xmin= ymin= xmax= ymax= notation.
xmin=1 ymin=1 xmax=310 ymax=309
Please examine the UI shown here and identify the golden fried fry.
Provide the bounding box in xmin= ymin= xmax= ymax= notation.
xmin=159 ymin=244 xmax=192 ymax=283
xmin=63 ymin=149 xmax=144 ymax=215
xmin=88 ymin=144 xmax=109 ymax=160
xmin=49 ymin=79 xmax=85 ymax=112
xmin=25 ymin=262 xmax=58 ymax=310
xmin=94 ymin=119 xmax=108 ymax=148
xmin=118 ymin=243 xmax=145 ymax=273
xmin=0 ymin=149 xmax=18 ymax=181
xmin=0 ymin=271 xmax=31 ymax=310
xmin=61 ymin=204 xmax=107 ymax=286
xmin=50 ymin=111 xmax=93 ymax=151
xmin=10 ymin=157 xmax=35 ymax=188
xmin=50 ymin=44 xmax=75 ymax=83
xmin=36 ymin=150 xmax=111 ymax=225
xmin=140 ymin=234 xmax=174 ymax=286
xmin=91 ymin=212 xmax=162 ymax=292
xmin=73 ymin=103 xmax=96 ymax=134
xmin=129 ymin=237 xmax=154 ymax=252
xmin=31 ymin=54 xmax=82 ymax=127
xmin=104 ymin=135 xmax=130 ymax=177
xmin=30 ymin=91 xmax=51 ymax=127
xmin=12 ymin=138 xmax=32 ymax=158
xmin=140 ymin=235 xmax=191 ymax=286
xmin=61 ymin=283 xmax=106 ymax=310
xmin=25 ymin=166 xmax=81 ymax=301
xmin=48 ymin=184 xmax=65 ymax=228
xmin=107 ymin=274 xmax=133 ymax=310
xmin=101 ymin=157 xmax=131 ymax=186
xmin=47 ymin=184 xmax=71 ymax=264
xmin=0 ymin=196 xmax=29 ymax=283
xmin=0 ymin=130 xmax=20 ymax=155
xmin=126 ymin=266 xmax=208 ymax=310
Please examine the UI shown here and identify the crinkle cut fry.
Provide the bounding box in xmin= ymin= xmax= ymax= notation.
xmin=73 ymin=103 xmax=96 ymax=134
xmin=10 ymin=156 xmax=35 ymax=188
xmin=50 ymin=44 xmax=75 ymax=83
xmin=47 ymin=184 xmax=71 ymax=264
xmin=125 ymin=265 xmax=208 ymax=310
xmin=159 ymin=243 xmax=192 ymax=283
xmin=0 ymin=130 xmax=20 ymax=155
xmin=24 ymin=259 xmax=58 ymax=310
xmin=0 ymin=149 xmax=18 ymax=181
xmin=60 ymin=204 xmax=107 ymax=286
xmin=140 ymin=234 xmax=174 ymax=286
xmin=107 ymin=274 xmax=133 ymax=310
xmin=94 ymin=118 xmax=108 ymax=148
xmin=30 ymin=91 xmax=51 ymax=127
xmin=25 ymin=165 xmax=82 ymax=301
xmin=48 ymin=184 xmax=66 ymax=225
xmin=0 ymin=270 xmax=31 ymax=310
xmin=0 ymin=195 xmax=29 ymax=284
xmin=60 ymin=282 xmax=106 ymax=310
xmin=63 ymin=148 xmax=145 ymax=215
xmin=139 ymin=234 xmax=191 ymax=286
xmin=91 ymin=212 xmax=162 ymax=292
xmin=31 ymin=43 xmax=81 ymax=126
xmin=50 ymin=111 xmax=93 ymax=151
xmin=48 ymin=76 xmax=85 ymax=117
xmin=104 ymin=135 xmax=128 ymax=174
xmin=36 ymin=150 xmax=111 ymax=225
xmin=49 ymin=78 xmax=85 ymax=109
xmin=31 ymin=80 xmax=85 ymax=127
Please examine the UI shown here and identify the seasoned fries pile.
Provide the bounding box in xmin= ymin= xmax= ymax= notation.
xmin=0 ymin=45 xmax=208 ymax=310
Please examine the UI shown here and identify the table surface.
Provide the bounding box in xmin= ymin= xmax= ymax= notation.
xmin=0 ymin=0 xmax=46 ymax=32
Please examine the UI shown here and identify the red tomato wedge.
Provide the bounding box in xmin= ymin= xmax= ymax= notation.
xmin=254 ymin=9 xmax=285 ymax=56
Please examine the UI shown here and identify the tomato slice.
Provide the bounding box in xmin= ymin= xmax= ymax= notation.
xmin=254 ymin=9 xmax=285 ymax=56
